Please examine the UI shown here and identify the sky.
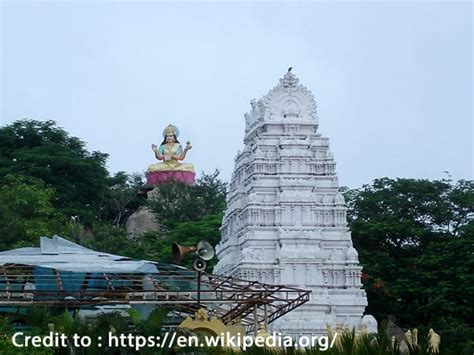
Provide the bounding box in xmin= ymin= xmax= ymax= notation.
xmin=1 ymin=1 xmax=472 ymax=188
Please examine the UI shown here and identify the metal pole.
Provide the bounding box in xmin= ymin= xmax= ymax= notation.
xmin=197 ymin=270 xmax=201 ymax=308
xmin=254 ymin=304 xmax=258 ymax=335
xmin=264 ymin=298 xmax=268 ymax=327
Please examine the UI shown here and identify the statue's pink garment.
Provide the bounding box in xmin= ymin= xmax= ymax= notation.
xmin=146 ymin=171 xmax=195 ymax=185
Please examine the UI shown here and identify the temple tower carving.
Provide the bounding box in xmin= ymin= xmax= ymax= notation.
xmin=214 ymin=70 xmax=369 ymax=336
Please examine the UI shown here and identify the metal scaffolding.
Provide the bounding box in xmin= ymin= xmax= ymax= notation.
xmin=0 ymin=263 xmax=310 ymax=332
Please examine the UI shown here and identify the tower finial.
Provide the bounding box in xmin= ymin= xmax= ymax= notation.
xmin=280 ymin=67 xmax=298 ymax=88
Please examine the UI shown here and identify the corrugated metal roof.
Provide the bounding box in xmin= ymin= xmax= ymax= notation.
xmin=0 ymin=235 xmax=159 ymax=274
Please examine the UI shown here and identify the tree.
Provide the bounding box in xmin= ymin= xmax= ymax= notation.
xmin=143 ymin=170 xmax=227 ymax=270
xmin=0 ymin=175 xmax=71 ymax=249
xmin=0 ymin=120 xmax=109 ymax=223
xmin=344 ymin=178 xmax=474 ymax=351
xmin=72 ymin=171 xmax=227 ymax=267
xmin=138 ymin=214 xmax=224 ymax=269
xmin=148 ymin=170 xmax=227 ymax=228
xmin=99 ymin=171 xmax=146 ymax=226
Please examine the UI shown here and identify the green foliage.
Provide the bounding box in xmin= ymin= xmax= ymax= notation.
xmin=80 ymin=222 xmax=136 ymax=256
xmin=195 ymin=169 xmax=228 ymax=214
xmin=51 ymin=311 xmax=75 ymax=336
xmin=343 ymin=178 xmax=474 ymax=352
xmin=75 ymin=211 xmax=223 ymax=272
xmin=99 ymin=171 xmax=146 ymax=226
xmin=1 ymin=307 xmax=169 ymax=355
xmin=1 ymin=310 xmax=468 ymax=355
xmin=140 ymin=214 xmax=224 ymax=269
xmin=0 ymin=174 xmax=71 ymax=249
xmin=129 ymin=307 xmax=169 ymax=337
xmin=81 ymin=214 xmax=223 ymax=270
xmin=1 ymin=118 xmax=472 ymax=350
xmin=148 ymin=170 xmax=227 ymax=227
xmin=25 ymin=305 xmax=52 ymax=331
xmin=140 ymin=170 xmax=227 ymax=271
xmin=0 ymin=337 xmax=54 ymax=355
xmin=0 ymin=120 xmax=109 ymax=223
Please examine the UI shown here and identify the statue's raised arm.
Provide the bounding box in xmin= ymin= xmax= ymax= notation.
xmin=146 ymin=124 xmax=195 ymax=185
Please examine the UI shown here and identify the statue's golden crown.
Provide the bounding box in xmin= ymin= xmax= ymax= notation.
xmin=163 ymin=124 xmax=179 ymax=138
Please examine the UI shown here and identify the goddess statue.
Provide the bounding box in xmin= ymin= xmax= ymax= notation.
xmin=146 ymin=124 xmax=195 ymax=185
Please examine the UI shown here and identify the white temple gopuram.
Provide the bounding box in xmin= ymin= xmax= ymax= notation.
xmin=214 ymin=69 xmax=372 ymax=336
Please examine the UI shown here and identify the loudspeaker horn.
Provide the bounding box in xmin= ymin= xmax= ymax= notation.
xmin=193 ymin=258 xmax=207 ymax=271
xmin=172 ymin=242 xmax=197 ymax=263
xmin=196 ymin=241 xmax=215 ymax=261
